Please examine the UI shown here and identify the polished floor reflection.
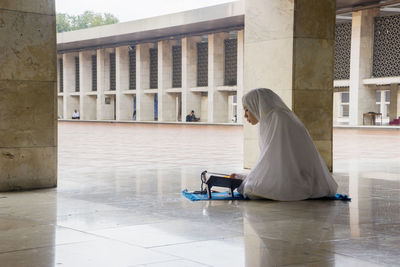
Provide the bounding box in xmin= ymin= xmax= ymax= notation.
xmin=0 ymin=122 xmax=399 ymax=267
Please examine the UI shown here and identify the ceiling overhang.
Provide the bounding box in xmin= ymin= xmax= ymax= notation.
xmin=57 ymin=0 xmax=400 ymax=52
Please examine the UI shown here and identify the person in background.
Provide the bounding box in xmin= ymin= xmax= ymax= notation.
xmin=232 ymin=114 xmax=237 ymax=123
xmin=72 ymin=109 xmax=80 ymax=119
xmin=186 ymin=110 xmax=200 ymax=122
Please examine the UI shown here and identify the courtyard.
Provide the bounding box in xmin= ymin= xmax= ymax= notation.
xmin=0 ymin=122 xmax=399 ymax=266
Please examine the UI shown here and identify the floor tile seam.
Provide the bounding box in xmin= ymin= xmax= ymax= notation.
xmin=54 ymin=225 xmax=144 ymax=245
xmin=127 ymin=258 xmax=213 ymax=267
xmin=146 ymin=246 xmax=217 ymax=266
xmin=146 ymin=234 xmax=244 ymax=250
xmin=278 ymin=256 xmax=336 ymax=267
xmin=0 ymin=220 xmax=57 ymax=232
xmin=55 ymin=226 xmax=197 ymax=251
xmin=5 ymin=237 xmax=151 ymax=253
xmin=0 ymin=237 xmax=152 ymax=256
xmin=0 ymin=243 xmax=57 ymax=255
xmin=55 ymin=207 xmax=131 ymax=217
xmin=60 ymin=219 xmax=188 ymax=233
xmin=316 ymin=246 xmax=394 ymax=266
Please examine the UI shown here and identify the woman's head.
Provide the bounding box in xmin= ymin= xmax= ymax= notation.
xmin=242 ymin=88 xmax=290 ymax=125
xmin=243 ymin=106 xmax=259 ymax=125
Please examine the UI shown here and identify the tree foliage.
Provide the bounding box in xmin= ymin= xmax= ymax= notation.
xmin=56 ymin=11 xmax=119 ymax=33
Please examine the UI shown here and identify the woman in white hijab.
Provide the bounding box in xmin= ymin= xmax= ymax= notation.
xmin=234 ymin=88 xmax=338 ymax=201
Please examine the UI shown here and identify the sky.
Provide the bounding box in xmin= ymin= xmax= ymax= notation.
xmin=55 ymin=0 xmax=235 ymax=22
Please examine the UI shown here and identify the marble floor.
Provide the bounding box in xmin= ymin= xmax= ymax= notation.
xmin=0 ymin=122 xmax=399 ymax=267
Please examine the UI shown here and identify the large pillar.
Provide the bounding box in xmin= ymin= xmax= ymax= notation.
xmin=182 ymin=36 xmax=202 ymax=120
xmin=158 ymin=40 xmax=176 ymax=121
xmin=333 ymin=91 xmax=341 ymax=125
xmin=57 ymin=55 xmax=64 ymax=119
xmin=63 ymin=53 xmax=79 ymax=119
xmin=96 ymin=48 xmax=105 ymax=120
xmin=244 ymin=0 xmax=336 ymax=170
xmin=208 ymin=32 xmax=229 ymax=123
xmin=116 ymin=46 xmax=133 ymax=120
xmin=236 ymin=29 xmax=244 ymax=124
xmin=96 ymin=48 xmax=114 ymax=120
xmin=79 ymin=50 xmax=96 ymax=120
xmin=389 ymin=84 xmax=399 ymax=121
xmin=0 ymin=0 xmax=57 ymax=190
xmin=349 ymin=9 xmax=379 ymax=125
xmin=136 ymin=44 xmax=154 ymax=121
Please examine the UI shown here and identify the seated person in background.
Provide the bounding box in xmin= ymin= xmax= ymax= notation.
xmin=231 ymin=88 xmax=338 ymax=201
xmin=72 ymin=109 xmax=80 ymax=119
xmin=186 ymin=110 xmax=200 ymax=122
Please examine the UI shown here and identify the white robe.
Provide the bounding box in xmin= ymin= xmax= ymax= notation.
xmin=239 ymin=88 xmax=338 ymax=201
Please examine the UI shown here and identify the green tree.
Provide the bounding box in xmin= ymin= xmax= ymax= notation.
xmin=56 ymin=13 xmax=72 ymax=33
xmin=56 ymin=11 xmax=119 ymax=33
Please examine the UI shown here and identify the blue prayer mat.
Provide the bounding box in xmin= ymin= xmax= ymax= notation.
xmin=182 ymin=189 xmax=245 ymax=201
xmin=182 ymin=189 xmax=351 ymax=202
xmin=322 ymin=193 xmax=351 ymax=201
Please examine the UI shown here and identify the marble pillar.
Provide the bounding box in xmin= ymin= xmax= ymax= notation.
xmin=182 ymin=36 xmax=202 ymax=121
xmin=57 ymin=55 xmax=64 ymax=119
xmin=0 ymin=0 xmax=57 ymax=191
xmin=208 ymin=32 xmax=229 ymax=123
xmin=79 ymin=51 xmax=96 ymax=120
xmin=158 ymin=40 xmax=176 ymax=122
xmin=236 ymin=30 xmax=244 ymax=124
xmin=96 ymin=48 xmax=105 ymax=120
xmin=244 ymin=0 xmax=336 ymax=170
xmin=136 ymin=44 xmax=154 ymax=121
xmin=333 ymin=92 xmax=341 ymax=125
xmin=58 ymin=96 xmax=63 ymax=119
xmin=96 ymin=48 xmax=114 ymax=120
xmin=349 ymin=9 xmax=379 ymax=125
xmin=63 ymin=53 xmax=79 ymax=119
xmin=116 ymin=46 xmax=133 ymax=120
xmin=389 ymin=83 xmax=399 ymax=121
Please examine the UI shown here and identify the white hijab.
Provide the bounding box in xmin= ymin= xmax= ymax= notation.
xmin=240 ymin=88 xmax=338 ymax=201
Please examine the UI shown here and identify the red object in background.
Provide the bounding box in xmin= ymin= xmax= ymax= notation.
xmin=389 ymin=117 xmax=400 ymax=125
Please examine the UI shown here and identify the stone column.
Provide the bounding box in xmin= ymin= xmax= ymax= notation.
xmin=389 ymin=84 xmax=399 ymax=121
xmin=244 ymin=0 xmax=336 ymax=170
xmin=0 ymin=0 xmax=57 ymax=190
xmin=57 ymin=55 xmax=64 ymax=119
xmin=237 ymin=29 xmax=244 ymax=124
xmin=182 ymin=36 xmax=202 ymax=120
xmin=333 ymin=92 xmax=341 ymax=125
xmin=349 ymin=9 xmax=379 ymax=125
xmin=136 ymin=44 xmax=154 ymax=121
xmin=96 ymin=48 xmax=105 ymax=120
xmin=63 ymin=53 xmax=79 ymax=119
xmin=96 ymin=48 xmax=114 ymax=120
xmin=208 ymin=32 xmax=229 ymax=123
xmin=79 ymin=51 xmax=94 ymax=120
xmin=116 ymin=46 xmax=133 ymax=120
xmin=104 ymin=48 xmax=115 ymax=120
xmin=158 ymin=40 xmax=176 ymax=121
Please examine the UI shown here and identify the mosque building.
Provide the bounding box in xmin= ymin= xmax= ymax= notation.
xmin=56 ymin=1 xmax=400 ymax=126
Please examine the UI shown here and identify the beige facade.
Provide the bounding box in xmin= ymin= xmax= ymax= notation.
xmin=58 ymin=33 xmax=242 ymax=124
xmin=55 ymin=3 xmax=400 ymax=129
xmin=54 ymin=1 xmax=400 ymax=171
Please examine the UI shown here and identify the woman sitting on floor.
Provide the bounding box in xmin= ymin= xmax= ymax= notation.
xmin=232 ymin=88 xmax=338 ymax=201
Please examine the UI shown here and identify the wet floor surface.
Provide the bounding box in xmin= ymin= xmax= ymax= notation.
xmin=0 ymin=122 xmax=399 ymax=267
